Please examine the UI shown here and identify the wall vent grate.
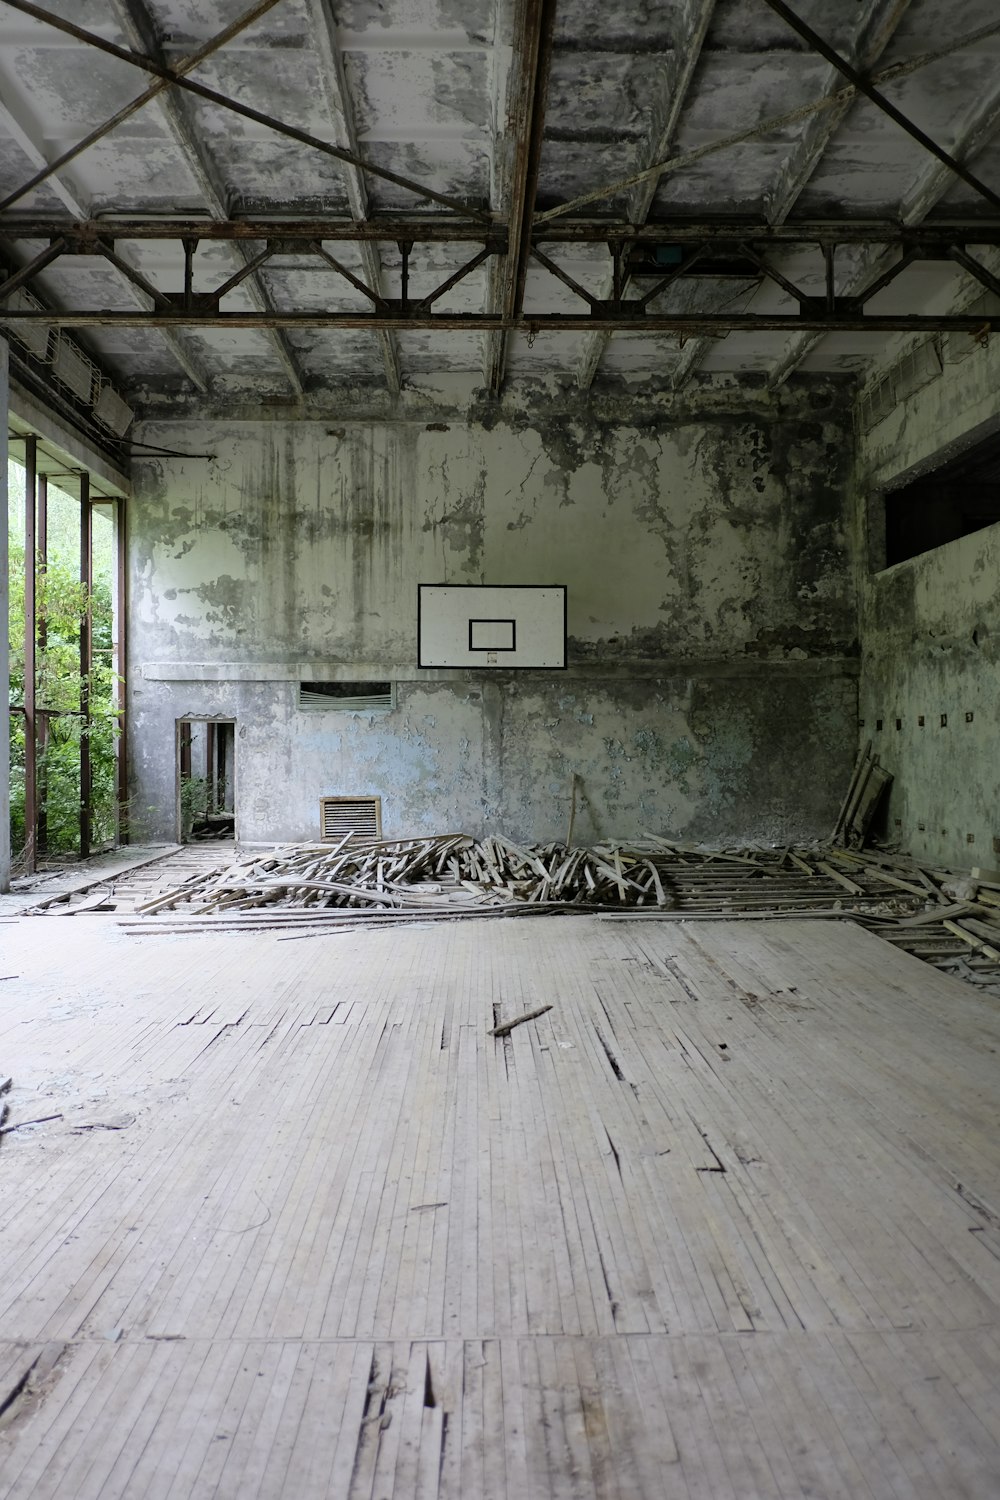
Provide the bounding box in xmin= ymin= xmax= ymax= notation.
xmin=299 ymin=681 xmax=393 ymax=712
xmin=858 ymin=337 xmax=943 ymax=433
xmin=320 ymin=796 xmax=382 ymax=842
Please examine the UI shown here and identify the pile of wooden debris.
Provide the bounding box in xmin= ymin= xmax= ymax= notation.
xmin=116 ymin=831 xmax=989 ymax=936
xmin=23 ymin=829 xmax=1000 ymax=996
xmin=130 ymin=833 xmax=677 ymax=922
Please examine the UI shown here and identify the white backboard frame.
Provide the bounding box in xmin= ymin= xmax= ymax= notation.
xmin=418 ymin=585 xmax=567 ymax=669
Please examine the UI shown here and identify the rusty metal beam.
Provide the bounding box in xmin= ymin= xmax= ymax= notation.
xmin=672 ymin=0 xmax=912 ymax=389
xmin=22 ymin=435 xmax=37 ymax=873
xmin=113 ymin=496 xmax=128 ymax=844
xmin=3 ymin=308 xmax=998 ymax=334
xmin=948 ymin=246 xmax=1000 ymax=301
xmin=0 ymin=0 xmax=285 ymax=215
xmin=767 ymin=82 xmax=1000 ymax=385
xmin=109 ymin=0 xmax=306 ymax=397
xmin=413 ymin=248 xmax=496 ymax=313
xmin=305 ymin=0 xmax=401 ymax=393
xmin=759 ymin=0 xmax=1000 ymax=215
xmin=1 ymin=0 xmax=490 ymax=223
xmin=0 ymin=238 xmax=66 ymax=300
xmin=310 ymin=244 xmax=388 ymax=308
xmin=36 ymin=472 xmax=48 ymax=857
xmin=79 ymin=470 xmax=92 ymax=861
xmin=483 ymin=0 xmax=558 ymax=394
xmin=6 ymin=216 xmax=1000 ymax=248
xmin=534 ymin=18 xmax=1000 ymax=227
xmin=576 ymin=0 xmax=718 ymax=389
xmin=0 ymin=86 xmax=210 ymax=390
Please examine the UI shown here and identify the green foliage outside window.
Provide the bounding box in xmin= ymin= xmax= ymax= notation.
xmin=7 ymin=460 xmax=119 ymax=864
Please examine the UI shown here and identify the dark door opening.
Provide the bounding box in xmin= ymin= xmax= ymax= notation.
xmin=177 ymin=718 xmax=236 ymax=842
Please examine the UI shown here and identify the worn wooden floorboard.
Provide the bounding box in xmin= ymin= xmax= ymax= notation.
xmin=1 ymin=913 xmax=1000 ymax=1496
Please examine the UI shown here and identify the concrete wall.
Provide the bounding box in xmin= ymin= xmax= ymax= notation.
xmin=856 ymin=334 xmax=1000 ymax=871
xmin=127 ymin=384 xmax=858 ymax=845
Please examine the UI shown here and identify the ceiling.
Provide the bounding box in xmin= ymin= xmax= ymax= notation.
xmin=2 ymin=0 xmax=1000 ymax=439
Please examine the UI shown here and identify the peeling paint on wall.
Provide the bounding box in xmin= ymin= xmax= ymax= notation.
xmin=128 ymin=389 xmax=857 ymax=843
xmin=855 ymin=334 xmax=1000 ymax=871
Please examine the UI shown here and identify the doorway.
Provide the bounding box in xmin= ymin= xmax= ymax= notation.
xmin=177 ymin=718 xmax=236 ymax=842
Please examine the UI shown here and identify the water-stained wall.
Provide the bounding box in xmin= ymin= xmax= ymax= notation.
xmin=856 ymin=335 xmax=1000 ymax=872
xmin=128 ymin=383 xmax=858 ymax=844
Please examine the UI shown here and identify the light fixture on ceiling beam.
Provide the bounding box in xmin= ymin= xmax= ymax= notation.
xmin=93 ymin=384 xmax=135 ymax=437
xmin=3 ymin=281 xmax=135 ymax=438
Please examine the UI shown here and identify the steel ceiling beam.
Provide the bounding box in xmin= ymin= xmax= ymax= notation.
xmin=108 ymin=0 xmax=305 ymax=398
xmin=4 ymin=310 xmax=998 ymax=334
xmin=481 ymin=0 xmax=515 ymax=389
xmin=0 ymin=0 xmax=491 ymax=223
xmin=0 ymin=112 xmax=204 ymax=395
xmin=947 ymin=246 xmax=1000 ymax=302
xmin=899 ymin=88 xmax=1000 ymax=226
xmin=671 ymin=0 xmax=912 ymax=390
xmin=531 ymin=17 xmax=1000 ymax=226
xmin=767 ymin=83 xmax=1000 ymax=385
xmin=0 ymin=238 xmax=67 ymax=300
xmin=0 ymin=0 xmax=285 ymax=215
xmin=576 ymin=0 xmax=718 ymax=390
xmin=7 ymin=217 xmax=1000 ymax=248
xmin=0 ymin=2 xmax=265 ymax=392
xmin=483 ymin=0 xmax=558 ymax=394
xmin=759 ymin=0 xmax=1000 ymax=215
xmin=305 ymin=0 xmax=400 ymax=393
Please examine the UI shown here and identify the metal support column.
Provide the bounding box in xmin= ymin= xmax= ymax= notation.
xmin=22 ymin=435 xmax=37 ymax=871
xmin=36 ymin=473 xmax=48 ymax=855
xmin=114 ymin=496 xmax=128 ymax=844
xmin=206 ymin=721 xmax=217 ymax=813
xmin=79 ymin=469 xmax=92 ymax=859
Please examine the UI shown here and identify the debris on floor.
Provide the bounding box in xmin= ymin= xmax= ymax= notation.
xmin=106 ymin=835 xmax=1000 ymax=997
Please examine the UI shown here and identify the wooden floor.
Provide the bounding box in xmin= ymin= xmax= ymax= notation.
xmin=2 ymin=904 xmax=1000 ymax=1497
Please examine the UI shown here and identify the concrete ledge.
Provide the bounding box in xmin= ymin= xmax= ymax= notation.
xmin=141 ymin=656 xmax=861 ymax=683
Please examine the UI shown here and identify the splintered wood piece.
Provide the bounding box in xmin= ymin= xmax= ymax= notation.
xmin=644 ymin=860 xmax=668 ymax=907
xmin=817 ymin=861 xmax=864 ymax=896
xmin=943 ymin=919 xmax=1000 ymax=962
xmin=488 ymin=1004 xmax=553 ymax=1037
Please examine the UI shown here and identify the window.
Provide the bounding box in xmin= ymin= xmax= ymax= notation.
xmin=882 ymin=430 xmax=1000 ymax=567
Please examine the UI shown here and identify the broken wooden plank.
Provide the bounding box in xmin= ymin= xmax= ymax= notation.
xmin=488 ymin=1005 xmax=553 ymax=1038
xmin=943 ymin=919 xmax=1000 ymax=962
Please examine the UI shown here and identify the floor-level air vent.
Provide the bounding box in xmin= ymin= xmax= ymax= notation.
xmin=320 ymin=796 xmax=382 ymax=842
xmin=299 ymin=681 xmax=394 ymax=711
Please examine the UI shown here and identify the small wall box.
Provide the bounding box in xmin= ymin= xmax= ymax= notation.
xmin=418 ymin=585 xmax=567 ymax=669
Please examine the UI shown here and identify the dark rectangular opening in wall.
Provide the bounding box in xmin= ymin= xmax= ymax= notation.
xmin=299 ymin=681 xmax=394 ymax=711
xmin=883 ymin=430 xmax=1000 ymax=566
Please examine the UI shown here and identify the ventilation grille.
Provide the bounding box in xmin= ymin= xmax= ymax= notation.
xmin=299 ymin=680 xmax=394 ymax=712
xmin=858 ymin=338 xmax=943 ymax=433
xmin=320 ymin=796 xmax=382 ymax=842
